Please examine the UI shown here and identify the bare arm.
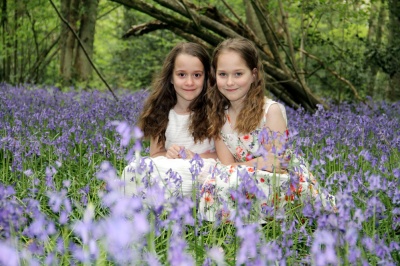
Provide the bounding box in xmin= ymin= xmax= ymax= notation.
xmin=149 ymin=136 xmax=167 ymax=157
xmin=150 ymin=139 xmax=182 ymax=159
xmin=215 ymin=137 xmax=235 ymax=164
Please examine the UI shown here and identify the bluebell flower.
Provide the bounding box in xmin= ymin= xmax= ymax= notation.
xmin=236 ymin=221 xmax=260 ymax=264
xmin=145 ymin=183 xmax=166 ymax=216
xmin=0 ymin=184 xmax=27 ymax=238
xmin=206 ymin=246 xmax=225 ymax=266
xmin=311 ymin=230 xmax=337 ymax=266
xmin=0 ymin=241 xmax=20 ymax=266
xmin=168 ymin=235 xmax=195 ymax=266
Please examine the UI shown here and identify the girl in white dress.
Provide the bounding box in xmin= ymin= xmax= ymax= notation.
xmin=199 ymin=38 xmax=335 ymax=223
xmin=121 ymin=42 xmax=217 ymax=197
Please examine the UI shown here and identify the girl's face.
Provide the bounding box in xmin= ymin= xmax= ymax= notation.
xmin=172 ymin=53 xmax=205 ymax=106
xmin=215 ymin=50 xmax=255 ymax=106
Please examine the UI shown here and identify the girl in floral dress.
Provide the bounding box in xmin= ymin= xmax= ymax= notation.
xmin=121 ymin=42 xmax=217 ymax=198
xmin=199 ymin=38 xmax=335 ymax=223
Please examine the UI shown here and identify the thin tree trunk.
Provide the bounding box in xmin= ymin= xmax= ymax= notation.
xmin=60 ymin=0 xmax=69 ymax=80
xmin=1 ymin=0 xmax=9 ymax=82
xmin=13 ymin=0 xmax=19 ymax=83
xmin=60 ymin=0 xmax=80 ymax=86
xmin=243 ymin=0 xmax=266 ymax=43
xmin=19 ymin=25 xmax=24 ymax=83
xmin=366 ymin=0 xmax=386 ymax=97
xmin=250 ymin=0 xmax=286 ymax=69
xmin=27 ymin=36 xmax=60 ymax=83
xmin=278 ymin=0 xmax=304 ymax=84
xmin=74 ymin=0 xmax=99 ymax=82
xmin=387 ymin=0 xmax=400 ymax=100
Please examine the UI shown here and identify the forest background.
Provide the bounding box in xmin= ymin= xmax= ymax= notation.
xmin=1 ymin=0 xmax=399 ymax=109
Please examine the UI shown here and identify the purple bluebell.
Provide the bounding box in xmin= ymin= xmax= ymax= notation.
xmin=0 ymin=184 xmax=27 ymax=238
xmin=0 ymin=241 xmax=20 ymax=266
xmin=113 ymin=120 xmax=132 ymax=147
xmin=189 ymin=153 xmax=204 ymax=181
xmin=206 ymin=246 xmax=225 ymax=266
xmin=168 ymin=234 xmax=195 ymax=266
xmin=235 ymin=220 xmax=260 ymax=264
xmin=311 ymin=229 xmax=337 ymax=266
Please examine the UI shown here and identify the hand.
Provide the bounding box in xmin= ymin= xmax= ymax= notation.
xmin=183 ymin=149 xmax=194 ymax=159
xmin=257 ymin=153 xmax=288 ymax=174
xmin=166 ymin=145 xmax=182 ymax=159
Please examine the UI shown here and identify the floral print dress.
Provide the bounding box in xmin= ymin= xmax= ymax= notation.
xmin=199 ymin=99 xmax=335 ymax=223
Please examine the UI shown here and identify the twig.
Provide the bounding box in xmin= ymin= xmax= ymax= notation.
xmin=221 ymin=0 xmax=246 ymax=27
xmin=179 ymin=0 xmax=200 ymax=28
xmin=298 ymin=47 xmax=363 ymax=101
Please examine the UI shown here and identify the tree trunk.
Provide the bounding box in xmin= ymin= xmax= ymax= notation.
xmin=13 ymin=0 xmax=19 ymax=83
xmin=74 ymin=0 xmax=99 ymax=82
xmin=60 ymin=0 xmax=80 ymax=86
xmin=1 ymin=0 xmax=10 ymax=82
xmin=366 ymin=0 xmax=386 ymax=97
xmin=387 ymin=0 xmax=400 ymax=100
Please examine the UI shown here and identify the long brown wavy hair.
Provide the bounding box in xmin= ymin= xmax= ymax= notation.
xmin=207 ymin=37 xmax=266 ymax=139
xmin=138 ymin=42 xmax=211 ymax=147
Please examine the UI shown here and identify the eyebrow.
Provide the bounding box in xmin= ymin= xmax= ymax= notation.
xmin=216 ymin=69 xmax=246 ymax=72
xmin=174 ymin=70 xmax=204 ymax=73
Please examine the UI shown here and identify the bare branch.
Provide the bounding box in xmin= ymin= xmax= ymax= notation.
xmin=179 ymin=0 xmax=200 ymax=28
xmin=112 ymin=0 xmax=223 ymax=46
xmin=123 ymin=21 xmax=169 ymax=38
xmin=263 ymin=60 xmax=328 ymax=110
xmin=299 ymin=48 xmax=362 ymax=101
xmin=122 ymin=20 xmax=213 ymax=52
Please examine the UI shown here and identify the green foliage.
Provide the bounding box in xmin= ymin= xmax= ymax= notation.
xmin=91 ymin=0 xmax=245 ymax=91
xmin=0 ymin=0 xmax=59 ymax=85
xmin=0 ymin=0 xmax=397 ymax=100
xmin=92 ymin=4 xmax=185 ymax=91
xmin=276 ymin=0 xmax=390 ymax=101
xmin=365 ymin=43 xmax=400 ymax=77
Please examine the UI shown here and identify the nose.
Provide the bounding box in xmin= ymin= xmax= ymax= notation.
xmin=227 ymin=75 xmax=234 ymax=86
xmin=185 ymin=76 xmax=194 ymax=85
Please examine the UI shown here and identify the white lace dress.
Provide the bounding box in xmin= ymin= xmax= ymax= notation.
xmin=121 ymin=109 xmax=216 ymax=197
